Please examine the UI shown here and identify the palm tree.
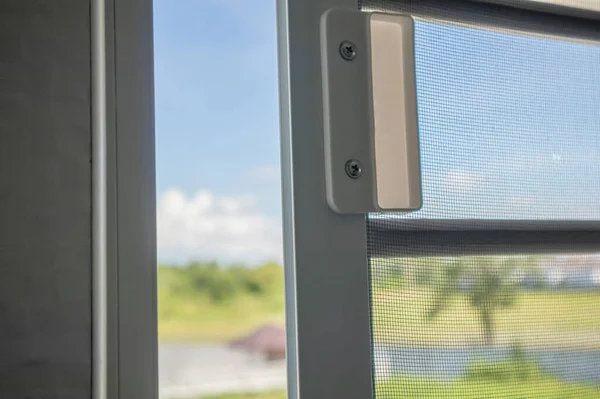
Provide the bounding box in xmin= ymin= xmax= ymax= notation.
xmin=427 ymin=256 xmax=519 ymax=345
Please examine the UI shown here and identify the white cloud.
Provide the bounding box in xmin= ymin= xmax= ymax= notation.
xmin=443 ymin=170 xmax=482 ymax=193
xmin=250 ymin=165 xmax=280 ymax=181
xmin=506 ymin=195 xmax=535 ymax=210
xmin=157 ymin=188 xmax=282 ymax=265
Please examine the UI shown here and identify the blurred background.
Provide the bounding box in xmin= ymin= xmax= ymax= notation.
xmin=154 ymin=1 xmax=286 ymax=398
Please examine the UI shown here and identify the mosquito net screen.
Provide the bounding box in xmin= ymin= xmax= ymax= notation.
xmin=362 ymin=1 xmax=600 ymax=398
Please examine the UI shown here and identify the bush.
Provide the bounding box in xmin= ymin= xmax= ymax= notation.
xmin=158 ymin=262 xmax=284 ymax=304
xmin=465 ymin=343 xmax=544 ymax=382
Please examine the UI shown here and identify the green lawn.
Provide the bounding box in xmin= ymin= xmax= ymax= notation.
xmin=377 ymin=376 xmax=600 ymax=399
xmin=159 ymin=291 xmax=285 ymax=342
xmin=371 ymin=289 xmax=600 ymax=349
xmin=198 ymin=392 xmax=285 ymax=399
xmin=158 ymin=261 xmax=600 ymax=345
xmin=158 ymin=263 xmax=285 ymax=342
xmin=161 ymin=287 xmax=600 ymax=347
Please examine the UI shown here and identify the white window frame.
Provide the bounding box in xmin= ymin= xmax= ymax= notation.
xmin=93 ymin=0 xmax=157 ymax=398
xmin=278 ymin=0 xmax=375 ymax=398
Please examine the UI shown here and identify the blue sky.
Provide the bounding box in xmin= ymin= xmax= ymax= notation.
xmin=153 ymin=2 xmax=600 ymax=264
xmin=154 ymin=0 xmax=282 ymax=264
xmin=408 ymin=21 xmax=600 ymax=220
xmin=154 ymin=0 xmax=279 ymax=202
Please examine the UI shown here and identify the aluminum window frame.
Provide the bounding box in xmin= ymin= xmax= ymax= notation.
xmin=278 ymin=0 xmax=374 ymax=398
xmin=470 ymin=0 xmax=600 ymax=19
xmin=93 ymin=0 xmax=157 ymax=398
xmin=278 ymin=1 xmax=600 ymax=399
xmin=362 ymin=0 xmax=600 ymax=25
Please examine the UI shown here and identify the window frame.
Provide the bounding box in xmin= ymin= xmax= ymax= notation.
xmin=471 ymin=0 xmax=600 ymax=19
xmin=93 ymin=0 xmax=157 ymax=398
xmin=278 ymin=1 xmax=600 ymax=399
xmin=278 ymin=0 xmax=374 ymax=398
xmin=361 ymin=0 xmax=600 ymax=28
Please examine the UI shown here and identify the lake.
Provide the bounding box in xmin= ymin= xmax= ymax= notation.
xmin=160 ymin=343 xmax=286 ymax=398
xmin=374 ymin=345 xmax=600 ymax=384
xmin=160 ymin=344 xmax=600 ymax=398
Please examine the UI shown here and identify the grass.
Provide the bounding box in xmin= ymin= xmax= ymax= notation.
xmin=162 ymin=289 xmax=600 ymax=346
xmin=158 ymin=264 xmax=285 ymax=342
xmin=159 ymin=313 xmax=285 ymax=342
xmin=159 ymin=291 xmax=285 ymax=341
xmin=377 ymin=376 xmax=600 ymax=399
xmin=371 ymin=288 xmax=600 ymax=349
xmin=158 ymin=261 xmax=600 ymax=346
xmin=197 ymin=392 xmax=286 ymax=399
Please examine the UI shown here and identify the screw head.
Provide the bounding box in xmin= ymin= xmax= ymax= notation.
xmin=339 ymin=41 xmax=357 ymax=61
xmin=345 ymin=159 xmax=363 ymax=179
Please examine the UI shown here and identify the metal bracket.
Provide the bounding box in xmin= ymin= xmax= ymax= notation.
xmin=320 ymin=9 xmax=422 ymax=214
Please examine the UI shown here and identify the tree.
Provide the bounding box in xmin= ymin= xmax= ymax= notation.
xmin=428 ymin=256 xmax=518 ymax=345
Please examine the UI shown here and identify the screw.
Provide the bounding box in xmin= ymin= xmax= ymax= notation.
xmin=345 ymin=159 xmax=363 ymax=179
xmin=339 ymin=41 xmax=357 ymax=61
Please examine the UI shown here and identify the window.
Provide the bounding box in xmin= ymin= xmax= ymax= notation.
xmin=153 ymin=1 xmax=284 ymax=399
xmin=278 ymin=1 xmax=600 ymax=399
xmin=363 ymin=4 xmax=600 ymax=398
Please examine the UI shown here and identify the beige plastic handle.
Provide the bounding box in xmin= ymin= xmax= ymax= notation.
xmin=370 ymin=13 xmax=421 ymax=211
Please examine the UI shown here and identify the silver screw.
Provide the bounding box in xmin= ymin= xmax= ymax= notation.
xmin=339 ymin=41 xmax=357 ymax=61
xmin=345 ymin=159 xmax=363 ymax=179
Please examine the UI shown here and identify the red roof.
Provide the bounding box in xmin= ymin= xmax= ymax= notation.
xmin=230 ymin=324 xmax=286 ymax=355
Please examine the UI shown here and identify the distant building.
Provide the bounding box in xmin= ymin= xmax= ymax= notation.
xmin=230 ymin=324 xmax=286 ymax=361
xmin=542 ymin=255 xmax=600 ymax=289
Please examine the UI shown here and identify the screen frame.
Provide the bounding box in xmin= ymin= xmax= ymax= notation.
xmin=278 ymin=0 xmax=375 ymax=398
xmin=472 ymin=0 xmax=600 ymax=19
xmin=361 ymin=0 xmax=600 ymax=26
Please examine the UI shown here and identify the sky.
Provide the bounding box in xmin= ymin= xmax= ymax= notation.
xmin=154 ymin=0 xmax=282 ymax=265
xmin=153 ymin=1 xmax=600 ymax=265
xmin=404 ymin=21 xmax=600 ymax=221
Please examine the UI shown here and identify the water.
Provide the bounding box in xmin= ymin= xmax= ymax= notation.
xmin=374 ymin=345 xmax=600 ymax=384
xmin=159 ymin=343 xmax=286 ymax=398
xmin=160 ymin=344 xmax=600 ymax=398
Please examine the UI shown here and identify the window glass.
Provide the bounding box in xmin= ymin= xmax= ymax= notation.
xmin=153 ymin=1 xmax=285 ymax=399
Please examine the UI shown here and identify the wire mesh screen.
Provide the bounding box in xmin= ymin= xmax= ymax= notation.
xmin=363 ymin=3 xmax=600 ymax=398
xmin=368 ymin=251 xmax=600 ymax=398
xmin=366 ymin=10 xmax=600 ymax=222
